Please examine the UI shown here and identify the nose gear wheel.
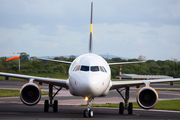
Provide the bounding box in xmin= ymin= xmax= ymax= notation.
xmin=83 ymin=97 xmax=94 ymax=118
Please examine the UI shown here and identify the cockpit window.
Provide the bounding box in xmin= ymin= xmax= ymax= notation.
xmin=91 ymin=66 xmax=99 ymax=72
xmin=75 ymin=65 xmax=107 ymax=72
xmin=100 ymin=66 xmax=107 ymax=72
xmin=103 ymin=66 xmax=107 ymax=72
xmin=100 ymin=66 xmax=104 ymax=72
xmin=80 ymin=65 xmax=89 ymax=71
xmin=73 ymin=65 xmax=81 ymax=71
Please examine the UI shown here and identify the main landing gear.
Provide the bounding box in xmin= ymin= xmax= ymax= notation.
xmin=44 ymin=84 xmax=62 ymax=112
xmin=116 ymin=87 xmax=133 ymax=115
xmin=83 ymin=97 xmax=94 ymax=118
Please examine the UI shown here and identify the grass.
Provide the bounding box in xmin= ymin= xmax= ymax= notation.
xmin=87 ymin=99 xmax=180 ymax=111
xmin=0 ymin=89 xmax=49 ymax=97
xmin=0 ymin=73 xmax=68 ymax=81
xmin=0 ymin=76 xmax=26 ymax=81
xmin=157 ymin=89 xmax=180 ymax=92
xmin=159 ymin=82 xmax=180 ymax=84
xmin=112 ymin=79 xmax=180 ymax=84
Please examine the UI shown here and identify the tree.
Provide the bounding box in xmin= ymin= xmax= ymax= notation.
xmin=30 ymin=56 xmax=37 ymax=61
xmin=138 ymin=55 xmax=146 ymax=61
xmin=111 ymin=58 xmax=122 ymax=62
xmin=173 ymin=58 xmax=178 ymax=63
xmin=20 ymin=52 xmax=30 ymax=63
xmin=70 ymin=55 xmax=76 ymax=59
xmin=69 ymin=55 xmax=76 ymax=61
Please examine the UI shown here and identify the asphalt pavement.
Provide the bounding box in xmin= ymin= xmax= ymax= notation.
xmin=0 ymin=80 xmax=180 ymax=120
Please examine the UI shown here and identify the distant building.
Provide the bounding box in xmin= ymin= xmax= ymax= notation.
xmin=116 ymin=74 xmax=173 ymax=80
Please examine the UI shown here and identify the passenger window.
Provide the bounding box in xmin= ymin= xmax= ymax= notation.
xmin=91 ymin=66 xmax=99 ymax=72
xmin=80 ymin=66 xmax=89 ymax=71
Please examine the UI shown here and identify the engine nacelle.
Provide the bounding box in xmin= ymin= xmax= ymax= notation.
xmin=136 ymin=87 xmax=158 ymax=109
xmin=20 ymin=83 xmax=41 ymax=106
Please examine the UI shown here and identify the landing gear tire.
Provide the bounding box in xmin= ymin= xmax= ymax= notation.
xmin=83 ymin=110 xmax=88 ymax=118
xmin=83 ymin=110 xmax=93 ymax=118
xmin=128 ymin=102 xmax=133 ymax=115
xmin=44 ymin=100 xmax=49 ymax=112
xmin=53 ymin=100 xmax=58 ymax=112
xmin=119 ymin=102 xmax=124 ymax=114
xmin=88 ymin=110 xmax=93 ymax=118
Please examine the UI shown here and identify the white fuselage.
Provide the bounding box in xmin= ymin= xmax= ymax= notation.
xmin=67 ymin=53 xmax=112 ymax=98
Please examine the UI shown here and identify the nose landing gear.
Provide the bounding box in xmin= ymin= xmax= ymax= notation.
xmin=83 ymin=97 xmax=94 ymax=118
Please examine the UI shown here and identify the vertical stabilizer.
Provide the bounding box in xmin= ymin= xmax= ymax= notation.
xmin=89 ymin=2 xmax=93 ymax=53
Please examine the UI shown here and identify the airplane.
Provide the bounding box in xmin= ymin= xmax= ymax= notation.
xmin=0 ymin=2 xmax=180 ymax=118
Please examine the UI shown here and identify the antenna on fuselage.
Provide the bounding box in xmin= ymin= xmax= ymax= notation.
xmin=89 ymin=2 xmax=93 ymax=53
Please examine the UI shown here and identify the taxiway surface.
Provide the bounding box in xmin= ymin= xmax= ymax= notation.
xmin=0 ymin=103 xmax=180 ymax=120
xmin=0 ymin=80 xmax=180 ymax=119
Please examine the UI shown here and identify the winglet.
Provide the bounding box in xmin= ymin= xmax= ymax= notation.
xmin=89 ymin=2 xmax=93 ymax=53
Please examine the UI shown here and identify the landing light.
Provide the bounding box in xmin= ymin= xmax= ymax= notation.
xmin=84 ymin=97 xmax=89 ymax=101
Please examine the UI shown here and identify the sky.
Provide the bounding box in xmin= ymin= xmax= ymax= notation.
xmin=0 ymin=0 xmax=180 ymax=60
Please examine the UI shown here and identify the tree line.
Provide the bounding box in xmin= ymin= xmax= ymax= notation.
xmin=0 ymin=52 xmax=180 ymax=79
xmin=108 ymin=58 xmax=180 ymax=78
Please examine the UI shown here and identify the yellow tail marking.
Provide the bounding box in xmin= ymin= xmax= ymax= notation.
xmin=90 ymin=24 xmax=93 ymax=34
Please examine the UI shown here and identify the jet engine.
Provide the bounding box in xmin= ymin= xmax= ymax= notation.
xmin=20 ymin=83 xmax=41 ymax=106
xmin=136 ymin=87 xmax=158 ymax=109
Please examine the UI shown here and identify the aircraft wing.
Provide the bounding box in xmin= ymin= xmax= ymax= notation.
xmin=110 ymin=78 xmax=180 ymax=90
xmin=0 ymin=72 xmax=68 ymax=89
xmin=38 ymin=58 xmax=72 ymax=64
xmin=109 ymin=61 xmax=145 ymax=66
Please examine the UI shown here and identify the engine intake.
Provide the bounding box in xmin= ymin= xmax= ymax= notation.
xmin=20 ymin=83 xmax=41 ymax=106
xmin=136 ymin=87 xmax=158 ymax=109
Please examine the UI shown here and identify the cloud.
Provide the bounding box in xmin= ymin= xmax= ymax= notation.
xmin=0 ymin=23 xmax=89 ymax=56
xmin=93 ymin=22 xmax=180 ymax=60
xmin=0 ymin=0 xmax=180 ymax=60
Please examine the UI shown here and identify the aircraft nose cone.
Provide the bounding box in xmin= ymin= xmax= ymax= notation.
xmin=69 ymin=72 xmax=109 ymax=97
xmin=81 ymin=74 xmax=104 ymax=97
